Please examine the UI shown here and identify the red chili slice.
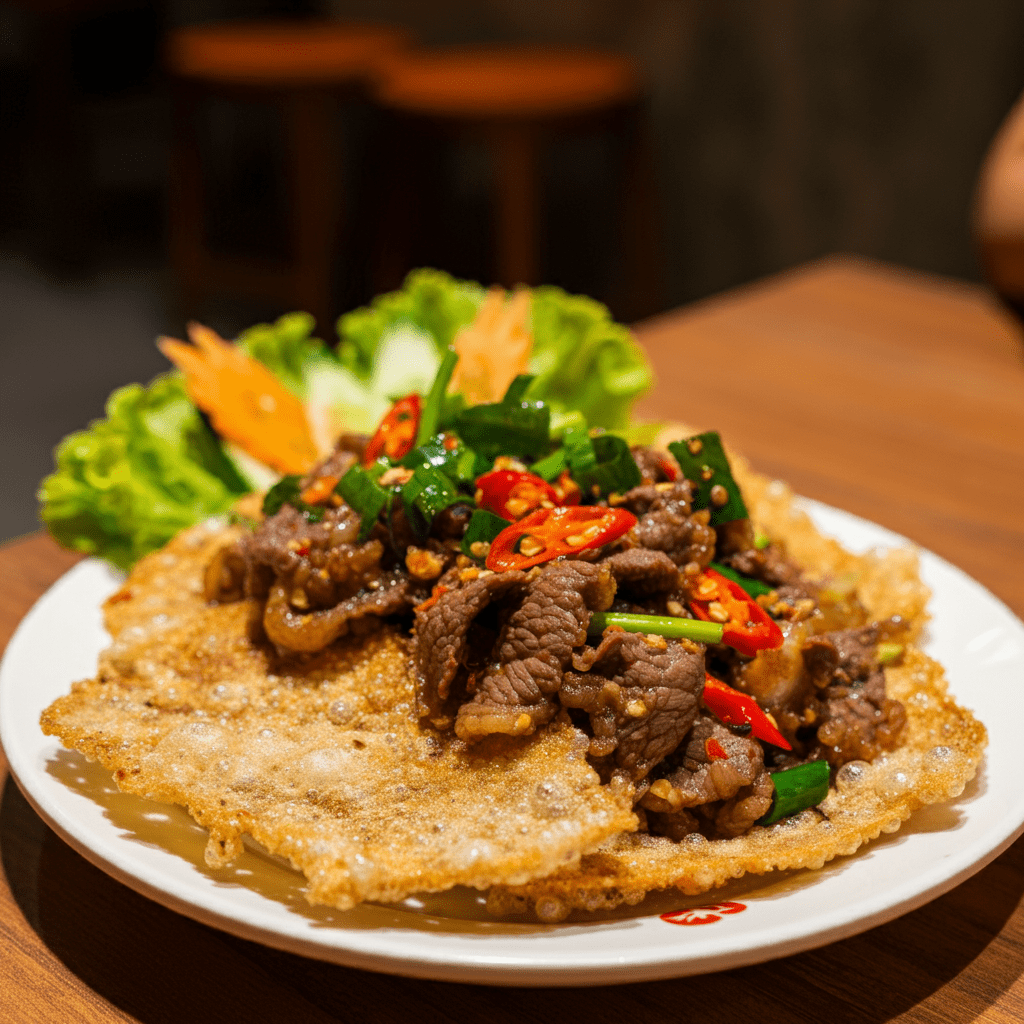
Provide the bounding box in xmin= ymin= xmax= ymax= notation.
xmin=475 ymin=469 xmax=558 ymax=521
xmin=551 ymin=469 xmax=581 ymax=506
xmin=702 ymin=673 xmax=792 ymax=750
xmin=689 ymin=567 xmax=783 ymax=657
xmin=363 ymin=394 xmax=421 ymax=466
xmin=485 ymin=505 xmax=637 ymax=572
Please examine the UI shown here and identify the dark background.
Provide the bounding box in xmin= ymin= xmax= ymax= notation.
xmin=2 ymin=0 xmax=1023 ymax=543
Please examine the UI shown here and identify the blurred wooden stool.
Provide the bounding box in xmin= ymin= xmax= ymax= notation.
xmin=372 ymin=46 xmax=651 ymax=304
xmin=167 ymin=20 xmax=408 ymax=332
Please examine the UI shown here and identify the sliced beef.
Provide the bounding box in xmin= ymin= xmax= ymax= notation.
xmin=630 ymin=445 xmax=680 ymax=485
xmin=454 ymin=561 xmax=616 ymax=741
xmin=559 ymin=628 xmax=703 ymax=782
xmin=263 ymin=571 xmax=419 ymax=653
xmin=719 ymin=541 xmax=819 ymax=603
xmin=601 ymin=547 xmax=679 ymax=598
xmin=801 ymin=623 xmax=907 ymax=767
xmin=414 ymin=569 xmax=529 ymax=726
xmin=642 ymin=713 xmax=774 ymax=838
xmin=620 ymin=482 xmax=716 ymax=569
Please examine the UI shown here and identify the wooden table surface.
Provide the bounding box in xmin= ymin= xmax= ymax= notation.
xmin=2 ymin=254 xmax=1023 ymax=1022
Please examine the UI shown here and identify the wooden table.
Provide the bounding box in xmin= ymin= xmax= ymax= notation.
xmin=2 ymin=255 xmax=1023 ymax=1022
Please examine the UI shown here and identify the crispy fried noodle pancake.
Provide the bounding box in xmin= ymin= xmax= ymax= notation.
xmin=40 ymin=449 xmax=986 ymax=922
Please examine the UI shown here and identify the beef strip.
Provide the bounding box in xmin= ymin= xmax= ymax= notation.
xmin=801 ymin=623 xmax=907 ymax=767
xmin=262 ymin=570 xmax=419 ymax=653
xmin=643 ymin=713 xmax=774 ymax=839
xmin=719 ymin=541 xmax=819 ymax=603
xmin=559 ymin=628 xmax=703 ymax=782
xmin=630 ymin=445 xmax=680 ymax=485
xmin=454 ymin=560 xmax=616 ymax=741
xmin=600 ymin=547 xmax=679 ymax=598
xmin=414 ymin=569 xmax=529 ymax=727
xmin=620 ymin=482 xmax=716 ymax=568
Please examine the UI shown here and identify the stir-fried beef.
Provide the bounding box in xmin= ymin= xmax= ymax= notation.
xmin=719 ymin=539 xmax=818 ymax=603
xmin=560 ymin=628 xmax=703 ymax=782
xmin=210 ymin=503 xmax=390 ymax=608
xmin=619 ymin=482 xmax=716 ymax=568
xmin=415 ymin=569 xmax=529 ymax=727
xmin=263 ymin=571 xmax=418 ymax=653
xmin=642 ymin=713 xmax=774 ymax=838
xmin=630 ymin=445 xmax=680 ymax=485
xmin=454 ymin=561 xmax=616 ymax=741
xmin=802 ymin=624 xmax=907 ymax=766
xmin=601 ymin=547 xmax=679 ymax=598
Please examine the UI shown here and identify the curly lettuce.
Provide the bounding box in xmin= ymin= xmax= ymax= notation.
xmin=337 ymin=269 xmax=652 ymax=429
xmin=38 ymin=374 xmax=249 ymax=571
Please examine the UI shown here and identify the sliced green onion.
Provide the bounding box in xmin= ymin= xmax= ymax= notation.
xmin=415 ymin=347 xmax=459 ymax=447
xmin=336 ymin=465 xmax=390 ymax=541
xmin=501 ymin=373 xmax=535 ymax=405
xmin=262 ymin=475 xmax=326 ymax=522
xmin=460 ymin=508 xmax=512 ymax=558
xmin=587 ymin=611 xmax=724 ymax=644
xmin=709 ymin=561 xmax=773 ymax=598
xmin=262 ymin=475 xmax=302 ymax=517
xmin=754 ymin=529 xmax=771 ymax=550
xmin=401 ymin=433 xmax=477 ymax=485
xmin=877 ymin=643 xmax=904 ymax=664
xmin=455 ymin=398 xmax=550 ymax=459
xmin=530 ymin=446 xmax=568 ymax=481
xmin=549 ymin=408 xmax=587 ymax=440
xmin=568 ymin=433 xmax=641 ymax=498
xmin=401 ymin=465 xmax=461 ymax=538
xmin=757 ymin=760 xmax=831 ymax=825
xmin=669 ymin=431 xmax=749 ymax=526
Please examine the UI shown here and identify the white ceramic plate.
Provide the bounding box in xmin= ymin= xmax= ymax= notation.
xmin=3 ymin=500 xmax=1024 ymax=987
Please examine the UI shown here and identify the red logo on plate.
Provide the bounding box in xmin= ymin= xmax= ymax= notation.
xmin=660 ymin=901 xmax=747 ymax=926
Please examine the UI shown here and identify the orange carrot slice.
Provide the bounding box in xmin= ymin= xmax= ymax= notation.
xmin=158 ymin=323 xmax=318 ymax=475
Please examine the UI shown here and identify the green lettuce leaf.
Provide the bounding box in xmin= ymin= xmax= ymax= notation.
xmin=235 ymin=310 xmax=333 ymax=397
xmin=336 ymin=269 xmax=652 ymax=428
xmin=38 ymin=374 xmax=248 ymax=571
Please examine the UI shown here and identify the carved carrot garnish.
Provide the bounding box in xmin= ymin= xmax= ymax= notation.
xmin=159 ymin=323 xmax=318 ymax=475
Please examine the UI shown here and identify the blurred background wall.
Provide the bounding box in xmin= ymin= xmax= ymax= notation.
xmin=1 ymin=0 xmax=1023 ymax=540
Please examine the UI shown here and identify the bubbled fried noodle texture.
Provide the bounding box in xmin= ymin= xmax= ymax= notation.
xmin=40 ymin=521 xmax=636 ymax=910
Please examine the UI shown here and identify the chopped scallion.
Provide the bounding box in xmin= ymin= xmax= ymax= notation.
xmin=757 ymin=760 xmax=831 ymax=825
xmin=587 ymin=611 xmax=724 ymax=644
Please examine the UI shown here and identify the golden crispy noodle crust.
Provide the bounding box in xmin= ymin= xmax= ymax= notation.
xmin=487 ymin=440 xmax=986 ymax=920
xmin=41 ymin=521 xmax=636 ymax=910
xmin=41 ymin=445 xmax=987 ymax=919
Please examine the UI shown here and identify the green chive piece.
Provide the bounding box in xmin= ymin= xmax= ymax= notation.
xmin=454 ymin=397 xmax=550 ymax=459
xmin=877 ymin=643 xmax=904 ymax=664
xmin=757 ymin=760 xmax=831 ymax=825
xmin=261 ymin=475 xmax=326 ymax=522
xmin=549 ymin=408 xmax=587 ymax=440
xmin=501 ymin=373 xmax=535 ymax=405
xmin=401 ymin=465 xmax=461 ymax=538
xmin=336 ymin=466 xmax=391 ymax=541
xmin=566 ymin=432 xmax=641 ymax=497
xmin=262 ymin=475 xmax=303 ymax=517
xmin=669 ymin=431 xmax=749 ymax=526
xmin=530 ymin=447 xmax=568 ymax=481
xmin=460 ymin=508 xmax=512 ymax=558
xmin=587 ymin=611 xmax=724 ymax=644
xmin=415 ymin=347 xmax=460 ymax=448
xmin=709 ymin=561 xmax=773 ymax=598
